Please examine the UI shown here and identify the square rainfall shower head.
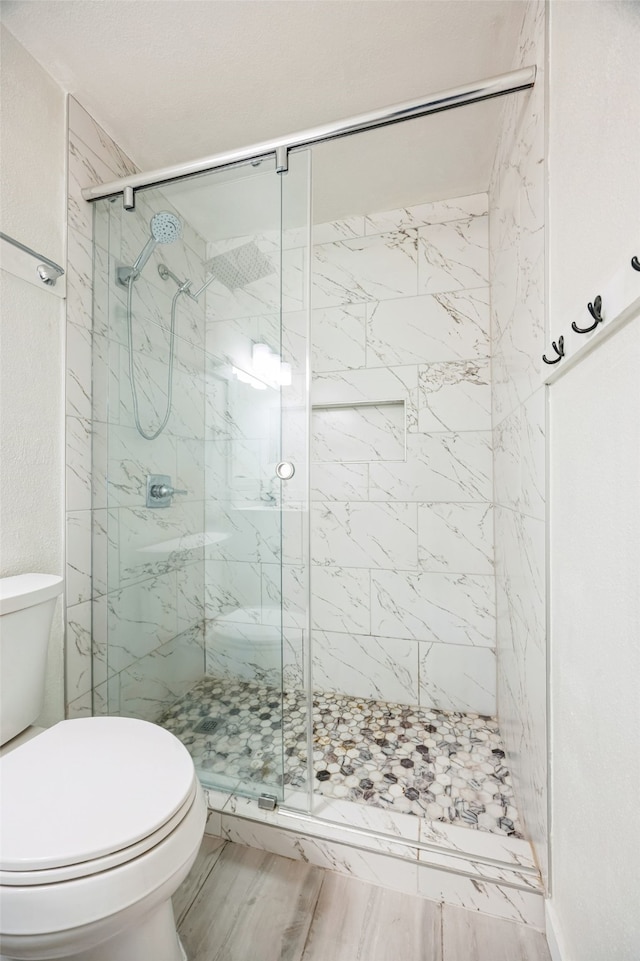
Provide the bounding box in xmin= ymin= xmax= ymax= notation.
xmin=203 ymin=241 xmax=274 ymax=291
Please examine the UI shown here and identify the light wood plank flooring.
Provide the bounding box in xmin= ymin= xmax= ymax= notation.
xmin=175 ymin=837 xmax=551 ymax=961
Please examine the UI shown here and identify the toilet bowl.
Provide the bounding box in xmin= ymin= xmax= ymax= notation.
xmin=0 ymin=573 xmax=207 ymax=960
xmin=0 ymin=719 xmax=206 ymax=961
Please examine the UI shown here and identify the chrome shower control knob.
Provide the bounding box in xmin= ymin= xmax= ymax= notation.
xmin=150 ymin=484 xmax=187 ymax=498
xmin=275 ymin=461 xmax=295 ymax=480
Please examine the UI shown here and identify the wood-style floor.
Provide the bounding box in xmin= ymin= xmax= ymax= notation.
xmin=174 ymin=837 xmax=552 ymax=961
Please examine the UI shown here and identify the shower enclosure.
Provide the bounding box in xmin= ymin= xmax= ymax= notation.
xmin=92 ymin=152 xmax=312 ymax=804
xmin=88 ymin=56 xmax=545 ymax=897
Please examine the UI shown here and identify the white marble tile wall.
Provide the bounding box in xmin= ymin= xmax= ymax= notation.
xmin=489 ymin=0 xmax=548 ymax=886
xmin=66 ymin=97 xmax=208 ymax=722
xmin=308 ymin=196 xmax=496 ymax=715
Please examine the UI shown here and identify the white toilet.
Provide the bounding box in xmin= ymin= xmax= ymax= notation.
xmin=0 ymin=574 xmax=207 ymax=961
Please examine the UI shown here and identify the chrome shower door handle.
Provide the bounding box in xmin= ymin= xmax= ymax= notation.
xmin=275 ymin=461 xmax=295 ymax=480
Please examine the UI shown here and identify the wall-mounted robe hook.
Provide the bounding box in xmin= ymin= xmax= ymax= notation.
xmin=572 ymin=294 xmax=603 ymax=334
xmin=542 ymin=335 xmax=564 ymax=365
xmin=632 ymin=256 xmax=640 ymax=272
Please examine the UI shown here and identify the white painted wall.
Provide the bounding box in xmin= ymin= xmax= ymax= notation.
xmin=547 ymin=3 xmax=640 ymax=959
xmin=0 ymin=26 xmax=66 ymax=727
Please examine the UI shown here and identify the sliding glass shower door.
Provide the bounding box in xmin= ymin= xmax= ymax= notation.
xmin=91 ymin=152 xmax=311 ymax=803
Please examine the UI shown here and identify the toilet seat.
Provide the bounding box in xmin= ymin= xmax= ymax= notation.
xmin=0 ymin=716 xmax=196 ymax=886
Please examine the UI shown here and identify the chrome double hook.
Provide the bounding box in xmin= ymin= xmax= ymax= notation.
xmin=542 ymin=335 xmax=564 ymax=365
xmin=572 ymin=294 xmax=603 ymax=334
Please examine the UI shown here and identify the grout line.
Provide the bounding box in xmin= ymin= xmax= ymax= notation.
xmin=299 ymin=869 xmax=327 ymax=961
xmin=176 ymin=837 xmax=228 ymax=929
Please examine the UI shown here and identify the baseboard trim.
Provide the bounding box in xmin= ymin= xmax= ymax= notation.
xmin=545 ymin=900 xmax=568 ymax=961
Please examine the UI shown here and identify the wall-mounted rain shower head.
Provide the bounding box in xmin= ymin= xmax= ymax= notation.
xmin=157 ymin=241 xmax=276 ymax=301
xmin=183 ymin=241 xmax=275 ymax=300
xmin=123 ymin=211 xmax=182 ymax=283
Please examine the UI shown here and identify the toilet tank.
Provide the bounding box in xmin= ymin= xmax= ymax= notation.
xmin=0 ymin=574 xmax=64 ymax=746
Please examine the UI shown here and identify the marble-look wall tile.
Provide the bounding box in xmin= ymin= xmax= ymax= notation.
xmin=365 ymin=193 xmax=488 ymax=234
xmin=69 ymin=96 xmax=137 ymax=181
xmin=204 ymin=559 xmax=262 ymax=618
xmin=312 ymin=403 xmax=405 ymax=463
xmin=419 ymin=642 xmax=496 ymax=715
xmin=67 ymin=97 xmax=212 ymax=727
xmin=313 ymin=217 xmax=365 ymax=245
xmin=371 ymin=570 xmax=495 ymax=646
xmin=306 ymin=199 xmax=499 ymax=718
xmin=112 ymin=500 xmax=204 ymax=587
xmin=311 ymin=501 xmax=418 ymax=570
xmin=205 ymin=504 xmax=281 ymax=566
xmin=106 ymin=572 xmax=178 ymax=675
xmin=205 ymin=615 xmax=283 ymax=686
xmin=177 ymin=560 xmax=205 ymax=633
xmin=365 ymin=289 xmax=490 ymax=368
xmin=262 ymin=563 xmax=307 ymax=621
xmin=418 ymin=503 xmax=494 ymax=574
xmin=117 ymin=626 xmax=205 ymax=722
xmin=494 ymin=508 xmax=546 ymax=861
xmin=66 ymin=600 xmax=92 ymax=702
xmin=107 ymin=423 xmax=177 ymax=508
xmin=312 ymin=630 xmax=419 ymax=704
xmin=418 ymin=359 xmax=492 ymax=433
xmin=312 ymin=305 xmax=366 ymax=372
xmin=418 ymin=217 xmax=489 ymax=295
xmin=312 ymin=364 xmax=418 ymax=409
xmin=310 ymin=462 xmax=369 ymax=502
xmin=313 ymin=229 xmax=419 ymax=308
xmin=66 ymin=229 xmax=94 ymax=331
xmin=91 ymin=508 xmax=110 ymax=597
xmin=494 ymin=388 xmax=545 ymax=521
xmin=311 ymin=566 xmax=370 ymax=634
xmin=66 ymin=510 xmax=92 ymax=606
xmin=66 ymin=691 xmax=93 ymax=720
xmin=369 ymin=432 xmax=493 ymax=502
xmin=68 ymin=134 xmax=120 ymax=240
xmin=203 ymin=244 xmax=304 ymax=321
xmin=66 ymin=416 xmax=92 ymax=511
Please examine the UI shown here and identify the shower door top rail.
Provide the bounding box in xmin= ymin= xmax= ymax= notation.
xmin=81 ymin=65 xmax=536 ymax=202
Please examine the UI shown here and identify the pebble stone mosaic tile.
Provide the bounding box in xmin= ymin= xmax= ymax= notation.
xmin=157 ymin=676 xmax=523 ymax=838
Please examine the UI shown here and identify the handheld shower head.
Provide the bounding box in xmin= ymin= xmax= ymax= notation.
xmin=130 ymin=211 xmax=182 ymax=277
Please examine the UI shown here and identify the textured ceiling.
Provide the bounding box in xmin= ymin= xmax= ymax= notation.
xmin=2 ymin=0 xmax=528 ymax=223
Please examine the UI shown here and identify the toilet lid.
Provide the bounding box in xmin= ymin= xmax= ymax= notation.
xmin=0 ymin=717 xmax=196 ymax=872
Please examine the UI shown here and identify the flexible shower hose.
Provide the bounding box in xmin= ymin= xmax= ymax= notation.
xmin=126 ymin=274 xmax=185 ymax=440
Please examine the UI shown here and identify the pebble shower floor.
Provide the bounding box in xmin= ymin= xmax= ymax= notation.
xmin=158 ymin=676 xmax=524 ymax=838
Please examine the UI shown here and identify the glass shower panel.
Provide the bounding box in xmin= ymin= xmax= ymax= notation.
xmin=91 ymin=156 xmax=307 ymax=804
xmin=201 ymin=150 xmax=312 ymax=802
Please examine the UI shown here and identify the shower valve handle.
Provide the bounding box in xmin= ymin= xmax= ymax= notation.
xmin=150 ymin=484 xmax=187 ymax=499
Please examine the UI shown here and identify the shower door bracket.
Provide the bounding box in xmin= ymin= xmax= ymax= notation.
xmin=258 ymin=794 xmax=278 ymax=812
xmin=275 ymin=146 xmax=289 ymax=174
